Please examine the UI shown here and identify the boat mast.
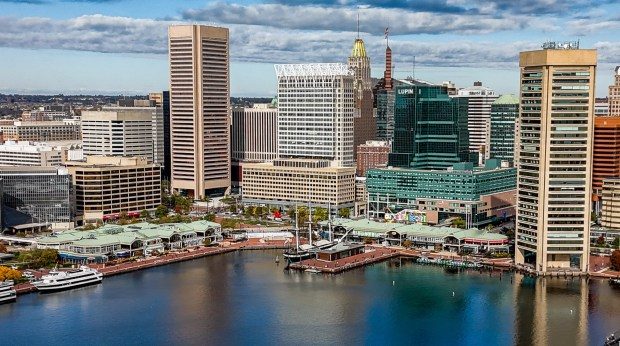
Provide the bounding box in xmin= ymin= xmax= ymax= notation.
xmin=328 ymin=201 xmax=333 ymax=242
xmin=307 ymin=180 xmax=312 ymax=248
xmin=308 ymin=201 xmax=313 ymax=248
xmin=295 ymin=204 xmax=300 ymax=251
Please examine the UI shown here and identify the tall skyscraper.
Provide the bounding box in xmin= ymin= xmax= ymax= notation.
xmin=230 ymin=105 xmax=278 ymax=187
xmin=149 ymin=91 xmax=171 ymax=181
xmin=168 ymin=25 xmax=230 ymax=199
xmin=609 ymin=66 xmax=620 ymax=116
xmin=275 ymin=63 xmax=354 ymax=167
xmin=348 ymin=38 xmax=376 ymax=158
xmin=374 ymin=36 xmax=395 ymax=142
xmin=515 ymin=44 xmax=596 ymax=273
xmin=454 ymin=82 xmax=498 ymax=164
xmin=489 ymin=94 xmax=519 ymax=165
xmin=388 ymin=83 xmax=471 ymax=170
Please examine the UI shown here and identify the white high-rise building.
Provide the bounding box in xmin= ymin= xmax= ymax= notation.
xmin=81 ymin=107 xmax=163 ymax=165
xmin=515 ymin=45 xmax=596 ymax=274
xmin=275 ymin=63 xmax=354 ymax=167
xmin=455 ymin=82 xmax=498 ymax=164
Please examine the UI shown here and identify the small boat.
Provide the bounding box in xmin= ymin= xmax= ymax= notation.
xmin=604 ymin=331 xmax=619 ymax=346
xmin=0 ymin=280 xmax=16 ymax=304
xmin=305 ymin=268 xmax=322 ymax=274
xmin=33 ymin=266 xmax=103 ymax=293
xmin=275 ymin=256 xmax=280 ymax=263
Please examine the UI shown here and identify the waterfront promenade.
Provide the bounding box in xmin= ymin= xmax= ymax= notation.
xmin=12 ymin=239 xmax=619 ymax=295
xmin=13 ymin=238 xmax=289 ymax=295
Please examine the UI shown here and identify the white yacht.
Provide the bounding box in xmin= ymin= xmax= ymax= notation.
xmin=33 ymin=266 xmax=103 ymax=292
xmin=0 ymin=280 xmax=17 ymax=304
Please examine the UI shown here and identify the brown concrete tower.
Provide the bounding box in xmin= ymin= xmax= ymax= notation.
xmin=168 ymin=25 xmax=231 ymax=199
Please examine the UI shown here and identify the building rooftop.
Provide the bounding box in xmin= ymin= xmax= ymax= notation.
xmin=492 ymin=94 xmax=519 ymax=105
xmin=37 ymin=220 xmax=222 ymax=247
xmin=321 ymin=218 xmax=507 ymax=242
xmin=274 ymin=63 xmax=352 ymax=77
xmin=350 ymin=38 xmax=367 ymax=58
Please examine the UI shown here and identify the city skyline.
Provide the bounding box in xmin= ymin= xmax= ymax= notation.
xmin=0 ymin=0 xmax=619 ymax=96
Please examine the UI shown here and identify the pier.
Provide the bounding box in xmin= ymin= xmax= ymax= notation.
xmin=289 ymin=247 xmax=400 ymax=274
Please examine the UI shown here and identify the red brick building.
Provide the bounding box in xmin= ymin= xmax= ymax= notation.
xmin=356 ymin=140 xmax=390 ymax=176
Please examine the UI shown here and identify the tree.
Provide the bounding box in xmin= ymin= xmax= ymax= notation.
xmin=220 ymin=218 xmax=238 ymax=230
xmin=17 ymin=249 xmax=59 ymax=269
xmin=313 ymin=207 xmax=329 ymax=223
xmin=596 ymin=235 xmax=606 ymax=247
xmin=203 ymin=238 xmax=212 ymax=246
xmin=82 ymin=223 xmax=97 ymax=231
xmin=174 ymin=196 xmax=192 ymax=215
xmin=155 ymin=205 xmax=168 ymax=218
xmin=451 ymin=217 xmax=466 ymax=229
xmin=140 ymin=210 xmax=150 ymax=219
xmin=0 ymin=266 xmax=21 ymax=281
xmin=119 ymin=211 xmax=129 ymax=221
xmin=591 ymin=211 xmax=598 ymax=222
xmin=363 ymin=237 xmax=374 ymax=245
xmin=613 ymin=237 xmax=620 ymax=249
xmin=402 ymin=239 xmax=413 ymax=248
xmin=0 ymin=242 xmax=7 ymax=253
xmin=204 ymin=213 xmax=216 ymax=222
xmin=611 ymin=250 xmax=620 ymax=271
xmin=221 ymin=195 xmax=236 ymax=205
xmin=338 ymin=208 xmax=350 ymax=219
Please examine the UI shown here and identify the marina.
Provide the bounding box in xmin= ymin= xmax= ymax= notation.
xmin=1 ymin=250 xmax=619 ymax=345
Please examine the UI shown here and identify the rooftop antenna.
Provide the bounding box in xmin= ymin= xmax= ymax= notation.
xmin=357 ymin=11 xmax=360 ymax=39
xmin=413 ymin=55 xmax=416 ymax=80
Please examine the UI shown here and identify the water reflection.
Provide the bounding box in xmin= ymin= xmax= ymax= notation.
xmin=1 ymin=251 xmax=619 ymax=345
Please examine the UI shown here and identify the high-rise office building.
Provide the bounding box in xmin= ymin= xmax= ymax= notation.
xmin=515 ymin=44 xmax=596 ymax=273
xmin=149 ymin=91 xmax=171 ymax=181
xmin=168 ymin=25 xmax=230 ymax=198
xmin=374 ymin=40 xmax=395 ymax=141
xmin=231 ymin=106 xmax=278 ymax=162
xmin=592 ymin=117 xmax=620 ymax=201
xmin=348 ymin=38 xmax=376 ymax=158
xmin=388 ymin=83 xmax=470 ymax=170
xmin=275 ymin=63 xmax=354 ymax=167
xmin=489 ymin=94 xmax=519 ymax=165
xmin=609 ymin=66 xmax=620 ymax=116
xmin=454 ymin=82 xmax=498 ymax=164
xmin=65 ymin=156 xmax=161 ymax=222
xmin=231 ymin=105 xmax=278 ymax=187
xmin=81 ymin=107 xmax=163 ymax=165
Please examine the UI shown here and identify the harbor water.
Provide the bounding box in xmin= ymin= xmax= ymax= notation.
xmin=1 ymin=250 xmax=619 ymax=345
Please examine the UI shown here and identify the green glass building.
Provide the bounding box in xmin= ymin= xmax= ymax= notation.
xmin=489 ymin=94 xmax=519 ymax=164
xmin=388 ymin=84 xmax=472 ymax=169
xmin=366 ymin=159 xmax=517 ymax=226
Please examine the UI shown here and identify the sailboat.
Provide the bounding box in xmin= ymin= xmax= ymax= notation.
xmin=283 ymin=204 xmax=314 ymax=262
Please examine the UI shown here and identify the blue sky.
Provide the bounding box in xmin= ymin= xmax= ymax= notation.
xmin=0 ymin=0 xmax=618 ymax=97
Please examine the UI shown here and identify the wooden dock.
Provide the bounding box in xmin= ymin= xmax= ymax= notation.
xmin=289 ymin=247 xmax=400 ymax=274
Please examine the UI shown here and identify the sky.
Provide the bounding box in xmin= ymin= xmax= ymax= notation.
xmin=0 ymin=0 xmax=619 ymax=97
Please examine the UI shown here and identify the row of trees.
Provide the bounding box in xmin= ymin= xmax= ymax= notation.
xmin=286 ymin=206 xmax=350 ymax=223
xmin=16 ymin=249 xmax=59 ymax=269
